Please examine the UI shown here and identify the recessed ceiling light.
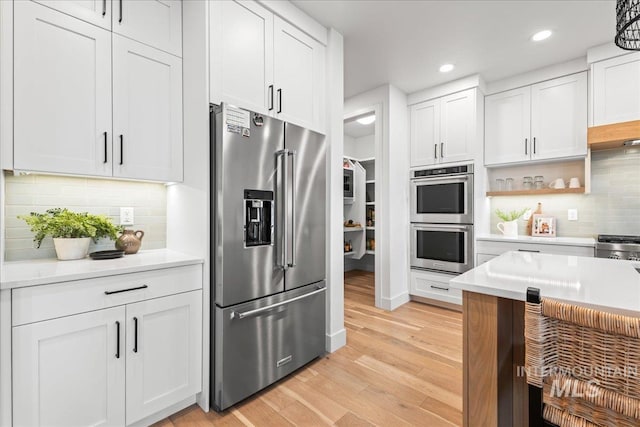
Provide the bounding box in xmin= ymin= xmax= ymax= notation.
xmin=532 ymin=30 xmax=552 ymax=42
xmin=439 ymin=64 xmax=454 ymax=73
xmin=356 ymin=115 xmax=375 ymax=125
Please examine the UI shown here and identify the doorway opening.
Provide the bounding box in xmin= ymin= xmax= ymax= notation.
xmin=343 ymin=110 xmax=377 ymax=307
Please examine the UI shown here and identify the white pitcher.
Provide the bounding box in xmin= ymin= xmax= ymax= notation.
xmin=497 ymin=220 xmax=518 ymax=237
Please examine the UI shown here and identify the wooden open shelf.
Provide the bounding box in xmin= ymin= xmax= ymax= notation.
xmin=486 ymin=187 xmax=585 ymax=197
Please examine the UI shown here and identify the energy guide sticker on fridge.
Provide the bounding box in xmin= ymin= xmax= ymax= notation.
xmin=226 ymin=105 xmax=251 ymax=137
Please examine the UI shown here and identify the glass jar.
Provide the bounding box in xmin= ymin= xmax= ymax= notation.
xmin=534 ymin=176 xmax=544 ymax=190
xmin=523 ymin=176 xmax=533 ymax=190
xmin=495 ymin=178 xmax=505 ymax=191
xmin=505 ymin=178 xmax=514 ymax=191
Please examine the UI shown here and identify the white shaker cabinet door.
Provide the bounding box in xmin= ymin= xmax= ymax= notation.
xmin=484 ymin=86 xmax=531 ymax=166
xmin=592 ymin=52 xmax=640 ymax=125
xmin=113 ymin=35 xmax=183 ymax=182
xmin=410 ymin=99 xmax=440 ymax=167
xmin=440 ymin=89 xmax=475 ymax=164
xmin=531 ymin=71 xmax=587 ymax=161
xmin=13 ymin=306 xmax=126 ymax=427
xmin=113 ymin=0 xmax=182 ymax=57
xmin=33 ymin=0 xmax=112 ymax=30
xmin=125 ymin=291 xmax=202 ymax=425
xmin=273 ymin=16 xmax=325 ymax=131
xmin=210 ymin=0 xmax=274 ymax=115
xmin=13 ymin=1 xmax=113 ymax=176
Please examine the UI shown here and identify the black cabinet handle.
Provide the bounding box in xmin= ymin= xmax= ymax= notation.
xmin=277 ymin=88 xmax=282 ymax=113
xmin=102 ymin=0 xmax=106 ymax=16
xmin=133 ymin=317 xmax=138 ymax=353
xmin=430 ymin=285 xmax=449 ymax=291
xmin=115 ymin=321 xmax=120 ymax=359
xmin=525 ymin=138 xmax=528 ymax=155
xmin=119 ymin=135 xmax=123 ymax=165
xmin=533 ymin=137 xmax=537 ymax=154
xmin=268 ymin=85 xmax=274 ymax=111
xmin=119 ymin=0 xmax=123 ymax=23
xmin=103 ymin=131 xmax=108 ymax=163
xmin=105 ymin=284 xmax=148 ymax=295
xmin=518 ymin=249 xmax=540 ymax=253
xmin=434 ymin=144 xmax=438 ymax=159
xmin=440 ymin=142 xmax=444 ymax=158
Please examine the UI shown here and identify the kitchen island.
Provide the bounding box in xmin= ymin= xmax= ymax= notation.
xmin=450 ymin=251 xmax=640 ymax=427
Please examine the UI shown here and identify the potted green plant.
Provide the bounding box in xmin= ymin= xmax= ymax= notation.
xmin=495 ymin=208 xmax=528 ymax=237
xmin=19 ymin=208 xmax=122 ymax=260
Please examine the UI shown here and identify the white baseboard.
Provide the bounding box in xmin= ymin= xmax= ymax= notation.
xmin=325 ymin=328 xmax=347 ymax=352
xmin=129 ymin=395 xmax=196 ymax=427
xmin=380 ymin=291 xmax=410 ymax=311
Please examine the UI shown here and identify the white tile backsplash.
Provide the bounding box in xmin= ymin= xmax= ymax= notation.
xmin=3 ymin=172 xmax=167 ymax=261
xmin=490 ymin=147 xmax=640 ymax=237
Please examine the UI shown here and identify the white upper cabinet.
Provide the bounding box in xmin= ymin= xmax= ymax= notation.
xmin=13 ymin=306 xmax=126 ymax=427
xmin=410 ymin=99 xmax=439 ymax=167
xmin=592 ymin=52 xmax=640 ymax=125
xmin=273 ymin=16 xmax=325 ymax=131
xmin=410 ymin=88 xmax=476 ymax=167
xmin=33 ymin=0 xmax=112 ymax=30
xmin=13 ymin=1 xmax=113 ymax=177
xmin=210 ymin=0 xmax=326 ymax=132
xmin=113 ymin=0 xmax=182 ymax=57
xmin=531 ymin=72 xmax=587 ymax=161
xmin=485 ymin=87 xmax=531 ymax=166
xmin=484 ymin=72 xmax=587 ymax=166
xmin=125 ymin=291 xmax=202 ymax=424
xmin=113 ymin=35 xmax=183 ymax=182
xmin=210 ymin=0 xmax=274 ymax=115
xmin=440 ymin=89 xmax=476 ymax=163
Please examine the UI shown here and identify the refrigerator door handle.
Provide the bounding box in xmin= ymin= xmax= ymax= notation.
xmin=276 ymin=149 xmax=289 ymax=270
xmin=230 ymin=286 xmax=325 ymax=319
xmin=288 ymin=150 xmax=297 ymax=268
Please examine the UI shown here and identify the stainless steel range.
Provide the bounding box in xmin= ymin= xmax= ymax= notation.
xmin=596 ymin=235 xmax=640 ymax=261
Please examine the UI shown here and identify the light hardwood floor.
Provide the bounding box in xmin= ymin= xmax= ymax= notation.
xmin=155 ymin=270 xmax=463 ymax=426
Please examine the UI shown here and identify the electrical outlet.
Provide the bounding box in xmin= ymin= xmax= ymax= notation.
xmin=120 ymin=207 xmax=134 ymax=225
xmin=568 ymin=209 xmax=578 ymax=221
xmin=523 ymin=209 xmax=533 ymax=221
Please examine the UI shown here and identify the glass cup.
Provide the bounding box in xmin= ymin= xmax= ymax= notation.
xmin=534 ymin=176 xmax=544 ymax=190
xmin=505 ymin=178 xmax=514 ymax=191
xmin=523 ymin=176 xmax=533 ymax=190
xmin=495 ymin=178 xmax=505 ymax=191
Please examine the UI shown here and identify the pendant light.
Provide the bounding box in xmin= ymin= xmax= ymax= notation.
xmin=615 ymin=0 xmax=640 ymax=50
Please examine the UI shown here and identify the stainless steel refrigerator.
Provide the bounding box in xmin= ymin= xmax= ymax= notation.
xmin=210 ymin=104 xmax=327 ymax=411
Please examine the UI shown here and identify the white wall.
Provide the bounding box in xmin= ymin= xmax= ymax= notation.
xmin=344 ymin=134 xmax=375 ymax=160
xmin=167 ymin=0 xmax=210 ymax=411
xmin=344 ymin=84 xmax=410 ymax=311
xmin=325 ymin=28 xmax=346 ymax=352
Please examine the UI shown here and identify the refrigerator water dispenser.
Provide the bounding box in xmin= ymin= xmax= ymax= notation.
xmin=244 ymin=190 xmax=273 ymax=247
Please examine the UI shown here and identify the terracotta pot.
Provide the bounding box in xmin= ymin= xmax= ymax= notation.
xmin=115 ymin=230 xmax=144 ymax=254
xmin=53 ymin=237 xmax=91 ymax=260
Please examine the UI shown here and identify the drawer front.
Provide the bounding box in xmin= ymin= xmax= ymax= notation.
xmin=12 ymin=265 xmax=202 ymax=326
xmin=476 ymin=240 xmax=594 ymax=257
xmin=410 ymin=269 xmax=462 ymax=305
xmin=476 ymin=253 xmax=497 ymax=265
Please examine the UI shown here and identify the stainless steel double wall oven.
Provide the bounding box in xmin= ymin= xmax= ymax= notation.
xmin=410 ymin=164 xmax=474 ymax=274
xmin=211 ymin=104 xmax=327 ymax=411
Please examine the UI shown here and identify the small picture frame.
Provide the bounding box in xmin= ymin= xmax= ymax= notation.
xmin=532 ymin=215 xmax=556 ymax=237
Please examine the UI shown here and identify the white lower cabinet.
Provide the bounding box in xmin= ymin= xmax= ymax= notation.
xmin=410 ymin=269 xmax=462 ymax=306
xmin=13 ymin=306 xmax=126 ymax=427
xmin=475 ymin=239 xmax=595 ymax=266
xmin=126 ymin=291 xmax=202 ymax=424
xmin=12 ymin=267 xmax=203 ymax=427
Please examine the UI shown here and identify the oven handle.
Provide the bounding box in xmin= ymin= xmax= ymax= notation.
xmin=411 ymin=175 xmax=469 ymax=183
xmin=411 ymin=224 xmax=471 ymax=231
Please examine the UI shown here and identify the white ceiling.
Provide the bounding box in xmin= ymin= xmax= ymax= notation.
xmin=292 ymin=0 xmax=616 ymax=98
xmin=344 ymin=116 xmax=375 ymax=138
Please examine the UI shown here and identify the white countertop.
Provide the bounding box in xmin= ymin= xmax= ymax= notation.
xmin=1 ymin=249 xmax=204 ymax=290
xmin=451 ymin=251 xmax=640 ymax=316
xmin=476 ymin=234 xmax=596 ymax=247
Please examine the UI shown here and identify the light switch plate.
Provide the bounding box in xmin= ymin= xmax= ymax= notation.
xmin=120 ymin=207 xmax=134 ymax=225
xmin=568 ymin=209 xmax=578 ymax=221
